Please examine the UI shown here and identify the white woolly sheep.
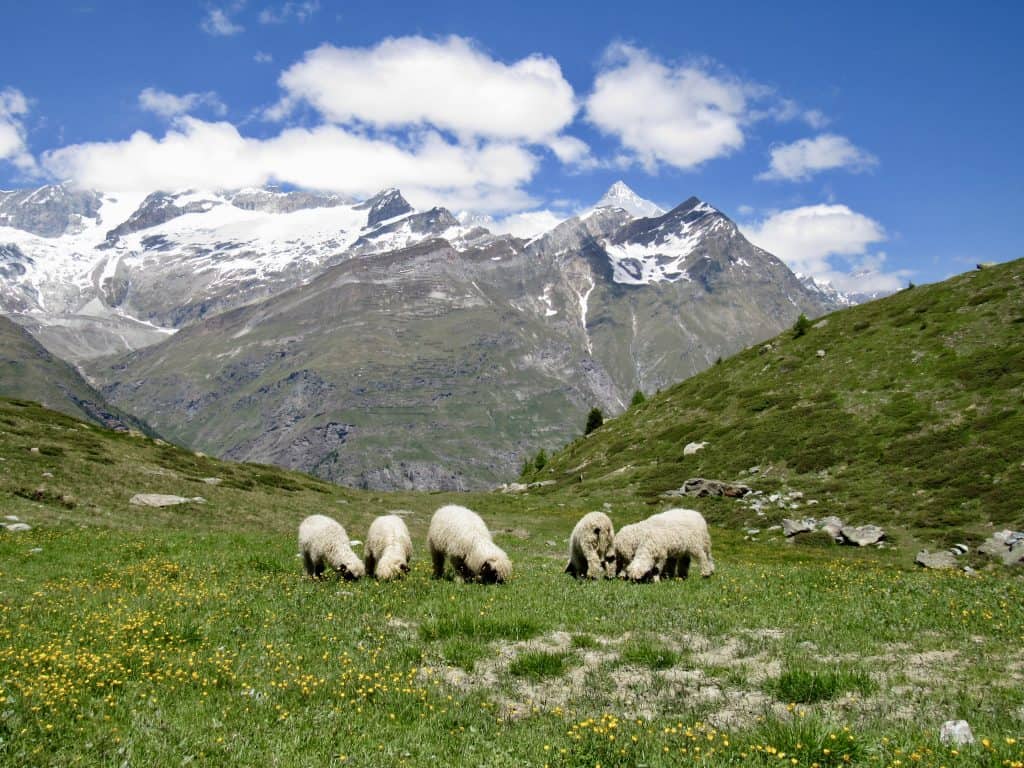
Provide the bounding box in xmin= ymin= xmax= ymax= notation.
xmin=365 ymin=514 xmax=413 ymax=580
xmin=610 ymin=509 xmax=689 ymax=577
xmin=625 ymin=508 xmax=715 ymax=583
xmin=427 ymin=504 xmax=512 ymax=584
xmin=298 ymin=514 xmax=365 ymax=581
xmin=565 ymin=511 xmax=615 ymax=579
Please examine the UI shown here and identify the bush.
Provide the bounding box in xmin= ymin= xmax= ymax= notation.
xmin=584 ymin=407 xmax=604 ymax=435
xmin=792 ymin=312 xmax=812 ymax=338
xmin=533 ymin=449 xmax=548 ymax=472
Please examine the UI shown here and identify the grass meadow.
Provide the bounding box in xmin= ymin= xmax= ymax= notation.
xmin=1 ymin=398 xmax=1023 ymax=766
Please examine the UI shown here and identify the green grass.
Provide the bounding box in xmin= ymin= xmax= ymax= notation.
xmin=530 ymin=258 xmax=1024 ymax=544
xmin=2 ymin=281 xmax=1024 ymax=768
xmin=768 ymin=666 xmax=877 ymax=703
xmin=617 ymin=638 xmax=681 ymax=670
xmin=508 ymin=651 xmax=575 ymax=679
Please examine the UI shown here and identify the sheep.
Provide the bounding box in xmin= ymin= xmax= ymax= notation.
xmin=427 ymin=504 xmax=511 ymax=584
xmin=364 ymin=514 xmax=412 ymax=580
xmin=298 ymin=514 xmax=365 ymax=581
xmin=610 ymin=508 xmax=691 ymax=577
xmin=564 ymin=511 xmax=615 ymax=579
xmin=625 ymin=508 xmax=715 ymax=583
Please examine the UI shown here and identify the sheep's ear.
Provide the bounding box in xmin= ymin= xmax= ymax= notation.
xmin=400 ymin=563 xmax=410 ymax=573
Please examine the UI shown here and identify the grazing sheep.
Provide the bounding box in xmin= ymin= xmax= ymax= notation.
xmin=427 ymin=504 xmax=511 ymax=584
xmin=565 ymin=511 xmax=615 ymax=579
xmin=298 ymin=514 xmax=365 ymax=581
xmin=625 ymin=508 xmax=715 ymax=583
xmin=365 ymin=514 xmax=413 ymax=580
xmin=610 ymin=510 xmax=685 ymax=577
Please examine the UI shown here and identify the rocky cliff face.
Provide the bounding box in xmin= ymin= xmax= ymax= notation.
xmin=0 ymin=185 xmax=103 ymax=237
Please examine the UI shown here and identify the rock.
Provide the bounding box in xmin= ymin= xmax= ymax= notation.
xmin=816 ymin=349 xmax=826 ymax=358
xmin=129 ymin=494 xmax=206 ymax=507
xmin=527 ymin=480 xmax=556 ymax=489
xmin=3 ymin=522 xmax=32 ymax=532
xmin=501 ymin=483 xmax=529 ymax=494
xmin=940 ymin=720 xmax=974 ymax=745
xmin=683 ymin=441 xmax=708 ymax=456
xmin=745 ymin=529 xmax=761 ymax=536
xmin=748 ymin=466 xmax=761 ymax=474
xmin=29 ymin=447 xmax=39 ymax=454
xmin=915 ymin=550 xmax=958 ymax=570
xmin=41 ymin=471 xmax=54 ymax=478
xmin=201 ymin=477 xmax=222 ymax=485
xmin=782 ymin=518 xmax=816 ymax=537
xmin=4 ymin=515 xmax=20 ymax=522
xmin=759 ymin=344 xmax=773 ymax=354
xmin=839 ymin=524 xmax=886 ymax=547
xmin=813 ymin=318 xmax=829 ymax=328
xmin=819 ymin=516 xmax=845 ymax=539
xmin=978 ymin=530 xmax=1024 ymax=566
xmin=545 ymin=540 xmax=557 ymax=547
xmin=671 ymin=477 xmax=751 ymax=498
xmin=194 ymin=451 xmax=207 ymax=458
xmin=153 ymin=438 xmax=169 ymax=446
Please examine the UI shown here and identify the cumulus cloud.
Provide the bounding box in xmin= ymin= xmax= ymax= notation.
xmin=758 ymin=134 xmax=877 ymax=181
xmin=259 ymin=1 xmax=319 ymax=23
xmin=269 ymin=37 xmax=578 ymax=144
xmin=0 ymin=87 xmax=38 ymax=174
xmin=42 ymin=117 xmax=539 ymax=213
xmin=489 ymin=209 xmax=567 ymax=238
xmin=740 ymin=204 xmax=907 ymax=292
xmin=138 ymin=88 xmax=227 ymax=119
xmin=585 ymin=44 xmax=750 ymax=172
xmin=201 ymin=4 xmax=244 ymax=36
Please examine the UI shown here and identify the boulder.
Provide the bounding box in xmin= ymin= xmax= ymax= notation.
xmin=683 ymin=441 xmax=708 ymax=456
xmin=500 ymin=483 xmax=529 ymax=494
xmin=839 ymin=525 xmax=886 ymax=547
xmin=939 ymin=720 xmax=974 ymax=745
xmin=978 ymin=530 xmax=1024 ymax=566
xmin=915 ymin=550 xmax=958 ymax=570
xmin=782 ymin=518 xmax=816 ymax=537
xmin=819 ymin=516 xmax=845 ymax=540
xmin=201 ymin=477 xmax=222 ymax=485
xmin=129 ymin=494 xmax=206 ymax=508
xmin=678 ymin=477 xmax=751 ymax=498
xmin=816 ymin=349 xmax=826 ymax=358
xmin=2 ymin=522 xmax=32 ymax=532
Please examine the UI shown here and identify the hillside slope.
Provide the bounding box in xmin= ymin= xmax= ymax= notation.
xmin=533 ymin=259 xmax=1024 ymax=539
xmin=0 ymin=316 xmax=148 ymax=432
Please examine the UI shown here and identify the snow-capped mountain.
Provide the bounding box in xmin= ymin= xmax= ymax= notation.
xmin=593 ymin=180 xmax=665 ymax=219
xmin=0 ymin=184 xmax=485 ymax=360
xmin=797 ymin=273 xmax=894 ymax=308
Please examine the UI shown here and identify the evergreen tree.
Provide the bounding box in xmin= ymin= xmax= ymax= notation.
xmin=630 ymin=389 xmax=646 ymax=407
xmin=533 ymin=448 xmax=548 ymax=472
xmin=792 ymin=312 xmax=812 ymax=338
xmin=585 ymin=407 xmax=604 ymax=435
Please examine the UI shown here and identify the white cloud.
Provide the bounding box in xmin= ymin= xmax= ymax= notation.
xmin=585 ymin=44 xmax=749 ymax=172
xmin=254 ymin=51 xmax=273 ymax=63
xmin=758 ymin=134 xmax=877 ymax=181
xmin=0 ymin=87 xmax=38 ymax=174
xmin=490 ymin=209 xmax=567 ymax=238
xmin=138 ymin=88 xmax=227 ymax=119
xmin=740 ymin=203 xmax=907 ymax=292
xmin=42 ymin=117 xmax=539 ymax=213
xmin=259 ymin=1 xmax=319 ymax=23
xmin=201 ymin=5 xmax=244 ymax=36
xmin=269 ymin=37 xmax=578 ymax=144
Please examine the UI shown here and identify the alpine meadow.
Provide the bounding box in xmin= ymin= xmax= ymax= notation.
xmin=2 ymin=2 xmax=1024 ymax=766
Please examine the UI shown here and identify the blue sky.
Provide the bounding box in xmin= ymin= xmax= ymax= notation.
xmin=1 ymin=0 xmax=1022 ymax=291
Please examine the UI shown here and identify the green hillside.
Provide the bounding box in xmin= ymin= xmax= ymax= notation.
xmin=0 ymin=315 xmax=148 ymax=433
xmin=532 ymin=259 xmax=1024 ymax=542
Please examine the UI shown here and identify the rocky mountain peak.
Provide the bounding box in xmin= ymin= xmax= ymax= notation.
xmin=357 ymin=188 xmax=414 ymax=227
xmin=594 ymin=181 xmax=665 ymax=219
xmin=103 ymin=190 xmax=224 ymax=243
xmin=0 ymin=184 xmax=104 ymax=237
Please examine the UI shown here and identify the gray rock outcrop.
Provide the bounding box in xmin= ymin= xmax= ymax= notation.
xmin=129 ymin=494 xmax=206 ymax=507
xmin=915 ymin=550 xmax=958 ymax=570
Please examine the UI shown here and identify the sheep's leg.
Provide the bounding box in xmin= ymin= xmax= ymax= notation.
xmin=364 ymin=553 xmax=376 ymax=578
xmin=313 ymin=558 xmax=326 ymax=580
xmin=302 ymin=551 xmax=316 ymax=577
xmin=452 ymin=558 xmax=471 ymax=583
xmin=584 ymin=551 xmax=604 ymax=580
xmin=430 ymin=547 xmax=446 ymax=579
xmin=676 ymin=554 xmax=691 ymax=580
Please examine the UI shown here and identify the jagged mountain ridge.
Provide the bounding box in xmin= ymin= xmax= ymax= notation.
xmin=0 ymin=184 xmax=486 ymax=360
xmin=86 ymin=189 xmax=831 ymax=490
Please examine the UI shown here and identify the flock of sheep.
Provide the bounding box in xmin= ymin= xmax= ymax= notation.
xmin=298 ymin=504 xmax=715 ymax=584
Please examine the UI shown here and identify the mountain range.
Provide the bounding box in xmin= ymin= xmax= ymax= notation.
xmin=2 ymin=181 xmax=846 ymax=489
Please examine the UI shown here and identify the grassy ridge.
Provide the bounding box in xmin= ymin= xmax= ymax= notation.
xmin=532 ymin=259 xmax=1024 ymax=542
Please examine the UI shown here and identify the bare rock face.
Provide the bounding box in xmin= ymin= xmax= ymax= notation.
xmin=129 ymin=494 xmax=206 ymax=507
xmin=0 ymin=185 xmax=102 ymax=237
xmin=357 ymin=188 xmax=413 ymax=227
xmin=839 ymin=524 xmax=886 ymax=547
xmin=915 ymin=550 xmax=958 ymax=569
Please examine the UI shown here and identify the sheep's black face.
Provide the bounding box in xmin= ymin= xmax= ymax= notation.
xmin=400 ymin=563 xmax=411 ymax=574
xmin=479 ymin=560 xmax=504 ymax=584
xmin=337 ymin=565 xmax=357 ymax=581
